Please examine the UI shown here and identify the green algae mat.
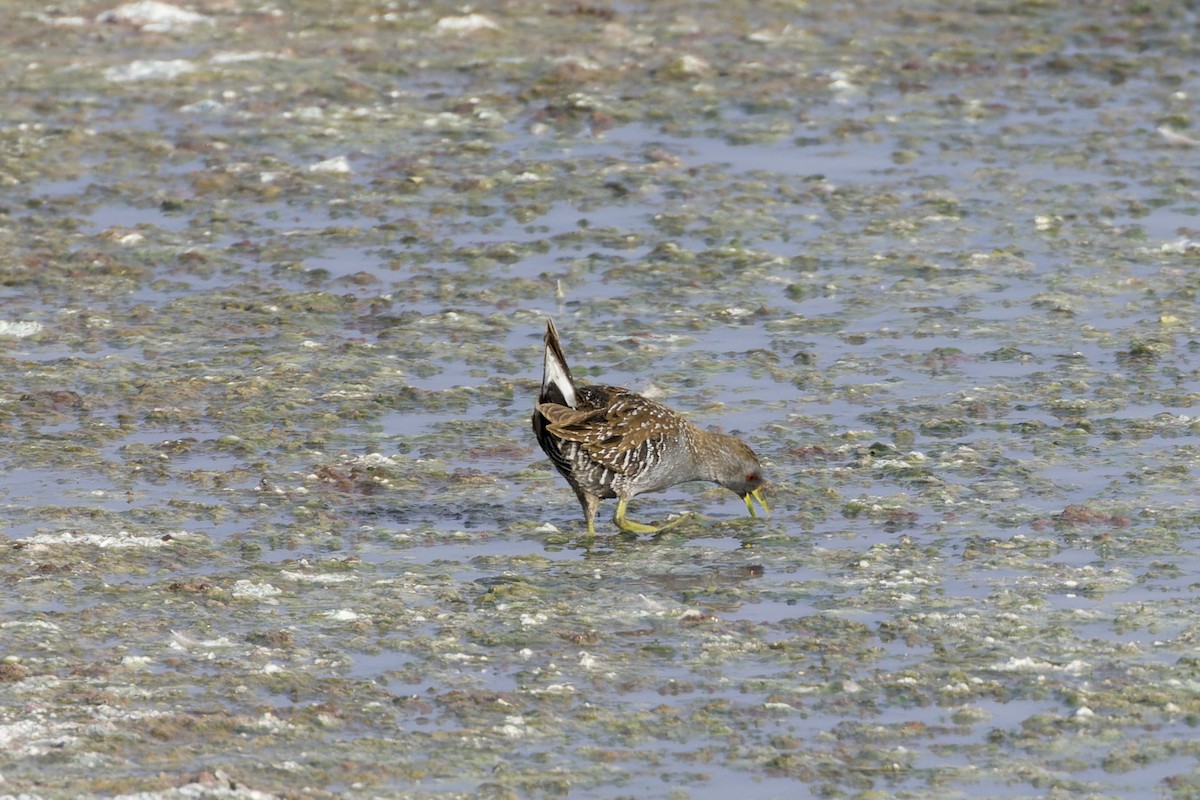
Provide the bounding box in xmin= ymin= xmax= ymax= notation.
xmin=3 ymin=1 xmax=1200 ymax=798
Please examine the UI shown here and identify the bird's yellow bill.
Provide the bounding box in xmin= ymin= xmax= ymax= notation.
xmin=744 ymin=487 xmax=770 ymax=518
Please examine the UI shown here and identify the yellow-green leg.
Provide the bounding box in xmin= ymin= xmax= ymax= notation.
xmin=578 ymin=491 xmax=599 ymax=537
xmin=614 ymin=496 xmax=662 ymax=534
xmin=613 ymin=498 xmax=700 ymax=534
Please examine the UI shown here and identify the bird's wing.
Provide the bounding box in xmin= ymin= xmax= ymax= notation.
xmin=537 ymin=389 xmax=672 ymax=475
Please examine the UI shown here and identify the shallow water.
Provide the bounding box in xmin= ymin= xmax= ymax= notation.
xmin=3 ymin=1 xmax=1200 ymax=799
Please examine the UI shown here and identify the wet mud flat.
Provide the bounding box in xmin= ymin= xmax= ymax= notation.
xmin=3 ymin=1 xmax=1200 ymax=798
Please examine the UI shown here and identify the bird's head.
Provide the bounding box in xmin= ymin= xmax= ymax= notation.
xmin=711 ymin=436 xmax=769 ymax=518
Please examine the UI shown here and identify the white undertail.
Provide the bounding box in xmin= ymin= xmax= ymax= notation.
xmin=542 ymin=320 xmax=578 ymax=408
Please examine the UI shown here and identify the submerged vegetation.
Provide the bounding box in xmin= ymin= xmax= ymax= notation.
xmin=1 ymin=0 xmax=1200 ymax=797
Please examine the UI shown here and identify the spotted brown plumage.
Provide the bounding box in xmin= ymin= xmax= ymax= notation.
xmin=531 ymin=318 xmax=769 ymax=535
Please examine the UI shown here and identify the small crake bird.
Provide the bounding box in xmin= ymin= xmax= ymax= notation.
xmin=532 ymin=318 xmax=769 ymax=535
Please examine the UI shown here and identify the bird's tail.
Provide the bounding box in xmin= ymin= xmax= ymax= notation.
xmin=540 ymin=318 xmax=577 ymax=408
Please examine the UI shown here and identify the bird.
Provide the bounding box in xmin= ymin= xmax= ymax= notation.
xmin=531 ymin=318 xmax=769 ymax=535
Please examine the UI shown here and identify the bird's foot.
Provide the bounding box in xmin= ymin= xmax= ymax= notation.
xmin=612 ymin=498 xmax=711 ymax=534
xmin=612 ymin=516 xmax=661 ymax=534
xmin=612 ymin=498 xmax=661 ymax=534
